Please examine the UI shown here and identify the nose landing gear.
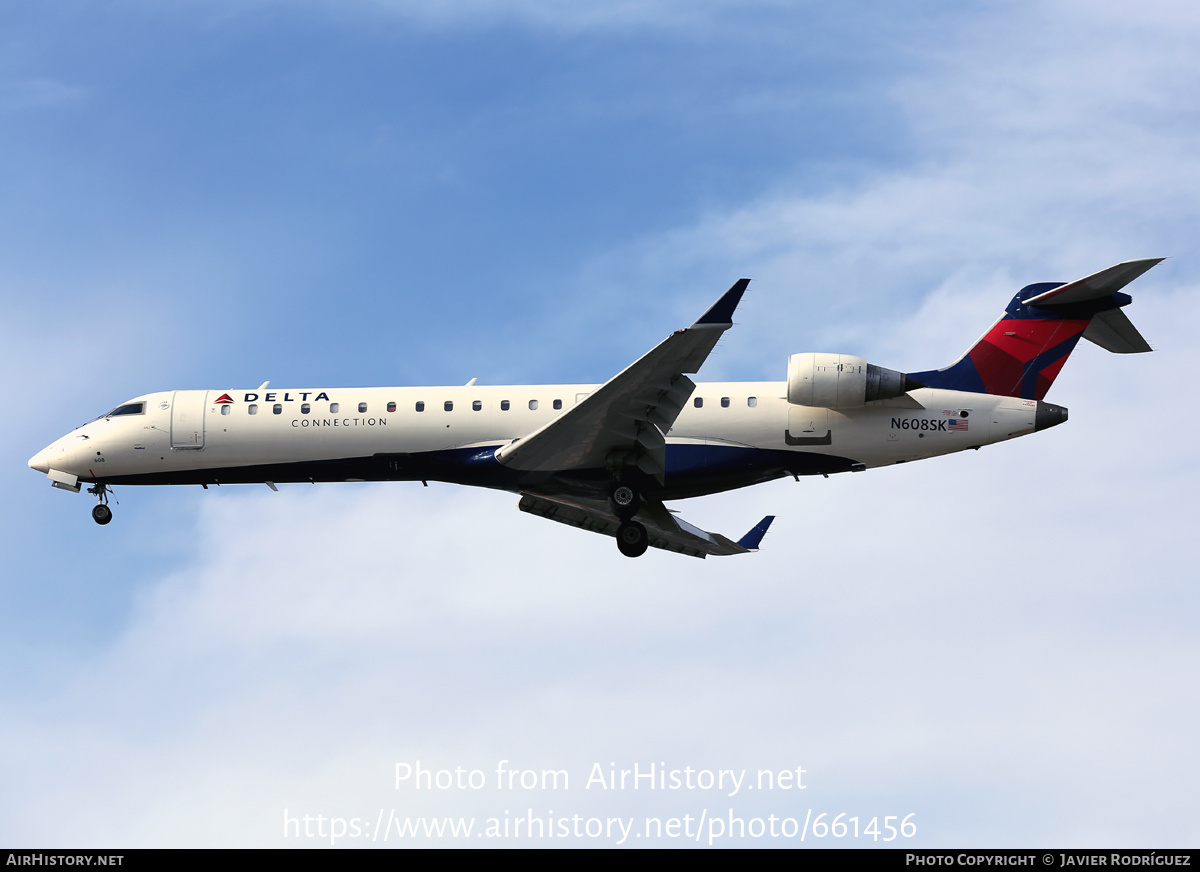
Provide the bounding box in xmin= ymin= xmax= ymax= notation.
xmin=87 ymin=483 xmax=115 ymax=526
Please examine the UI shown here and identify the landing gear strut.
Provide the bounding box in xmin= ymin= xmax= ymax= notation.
xmin=616 ymin=520 xmax=648 ymax=558
xmin=87 ymin=483 xmax=114 ymax=526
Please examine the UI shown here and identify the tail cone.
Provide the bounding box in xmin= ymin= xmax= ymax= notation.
xmin=1035 ymin=402 xmax=1068 ymax=431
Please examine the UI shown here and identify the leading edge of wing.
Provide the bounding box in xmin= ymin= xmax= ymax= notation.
xmin=494 ymin=279 xmax=751 ymax=480
xmin=517 ymin=491 xmax=770 ymax=558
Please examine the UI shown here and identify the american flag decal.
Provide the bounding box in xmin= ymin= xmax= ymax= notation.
xmin=948 ymin=418 xmax=968 ymax=431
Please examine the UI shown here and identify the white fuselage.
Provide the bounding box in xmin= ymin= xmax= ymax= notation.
xmin=30 ymin=383 xmax=1043 ymax=500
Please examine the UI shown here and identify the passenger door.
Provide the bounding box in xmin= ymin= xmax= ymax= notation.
xmin=170 ymin=390 xmax=208 ymax=449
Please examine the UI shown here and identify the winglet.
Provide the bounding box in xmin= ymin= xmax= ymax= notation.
xmin=736 ymin=515 xmax=775 ymax=551
xmin=693 ymin=278 xmax=751 ymax=326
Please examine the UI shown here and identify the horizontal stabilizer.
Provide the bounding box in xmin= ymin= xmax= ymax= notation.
xmin=1082 ymin=307 xmax=1153 ymax=354
xmin=1023 ymin=258 xmax=1164 ymax=307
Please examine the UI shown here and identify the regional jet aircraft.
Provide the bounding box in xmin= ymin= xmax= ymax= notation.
xmin=29 ymin=259 xmax=1160 ymax=557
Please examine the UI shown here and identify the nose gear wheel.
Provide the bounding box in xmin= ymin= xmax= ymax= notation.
xmin=86 ymin=483 xmax=116 ymax=525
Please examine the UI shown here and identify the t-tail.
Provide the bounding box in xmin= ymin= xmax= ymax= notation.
xmin=908 ymin=258 xmax=1161 ymax=401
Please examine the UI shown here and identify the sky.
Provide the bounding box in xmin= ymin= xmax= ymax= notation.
xmin=2 ymin=0 xmax=1198 ymax=848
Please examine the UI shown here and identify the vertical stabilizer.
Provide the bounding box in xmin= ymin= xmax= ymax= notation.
xmin=908 ymin=259 xmax=1160 ymax=400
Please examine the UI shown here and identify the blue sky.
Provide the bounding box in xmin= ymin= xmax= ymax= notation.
xmin=2 ymin=0 xmax=1198 ymax=847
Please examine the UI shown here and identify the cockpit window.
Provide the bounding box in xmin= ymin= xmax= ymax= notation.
xmin=103 ymin=403 xmax=145 ymax=418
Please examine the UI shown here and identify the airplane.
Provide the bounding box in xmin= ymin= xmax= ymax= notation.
xmin=28 ymin=258 xmax=1160 ymax=558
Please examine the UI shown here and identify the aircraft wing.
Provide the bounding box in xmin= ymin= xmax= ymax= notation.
xmin=495 ymin=279 xmax=750 ymax=482
xmin=518 ymin=491 xmax=774 ymax=559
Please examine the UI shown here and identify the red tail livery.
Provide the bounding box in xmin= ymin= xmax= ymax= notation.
xmin=910 ymin=259 xmax=1159 ymax=400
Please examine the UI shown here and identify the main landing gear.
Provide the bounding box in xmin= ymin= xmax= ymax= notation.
xmin=87 ymin=483 xmax=114 ymax=526
xmin=609 ymin=479 xmax=647 ymax=557
xmin=616 ymin=520 xmax=648 ymax=558
xmin=609 ymin=481 xmax=641 ymax=519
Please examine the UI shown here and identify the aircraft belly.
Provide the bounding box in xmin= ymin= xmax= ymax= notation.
xmin=658 ymin=442 xmax=858 ymax=499
xmin=98 ymin=444 xmax=520 ymax=488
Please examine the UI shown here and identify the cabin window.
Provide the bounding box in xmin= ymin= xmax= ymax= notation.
xmin=248 ymin=404 xmax=258 ymax=415
xmin=358 ymin=402 xmax=367 ymax=413
xmin=694 ymin=397 xmax=703 ymax=408
xmin=387 ymin=402 xmax=396 ymax=412
xmin=501 ymin=400 xmax=510 ymax=411
xmin=273 ymin=404 xmax=282 ymax=415
xmin=444 ymin=401 xmax=453 ymax=412
xmin=220 ymin=405 xmax=231 ymax=416
xmin=415 ymin=401 xmax=425 ymax=412
xmin=553 ymin=399 xmax=562 ymax=410
xmin=472 ymin=400 xmax=482 ymax=411
xmin=721 ymin=397 xmax=730 ymax=408
xmin=529 ymin=399 xmax=539 ymax=410
xmin=301 ymin=403 xmax=310 ymax=414
xmin=330 ymin=403 xmax=339 ymax=413
xmin=747 ymin=397 xmax=758 ymax=407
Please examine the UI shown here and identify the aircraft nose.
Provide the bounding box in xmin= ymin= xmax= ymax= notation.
xmin=29 ymin=438 xmax=73 ymax=474
xmin=29 ymin=447 xmax=52 ymax=473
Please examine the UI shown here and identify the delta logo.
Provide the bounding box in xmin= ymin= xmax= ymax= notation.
xmin=215 ymin=393 xmax=234 ymax=404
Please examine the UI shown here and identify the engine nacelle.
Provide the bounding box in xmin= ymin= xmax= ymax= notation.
xmin=787 ymin=352 xmax=917 ymax=408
